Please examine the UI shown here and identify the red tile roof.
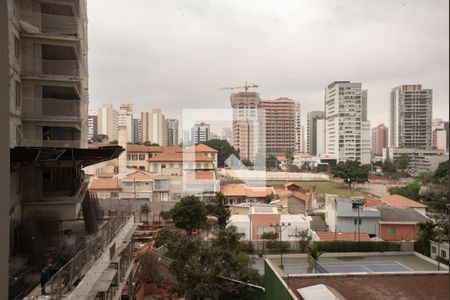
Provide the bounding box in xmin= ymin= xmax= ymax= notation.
xmin=123 ymin=171 xmax=154 ymax=181
xmin=185 ymin=171 xmax=216 ymax=181
xmin=89 ymin=178 xmax=122 ymax=190
xmin=221 ymin=183 xmax=274 ymax=198
xmin=381 ymin=194 xmax=428 ymax=209
xmin=317 ymin=232 xmax=371 ymax=241
xmin=194 ymin=144 xmax=218 ymax=153
xmin=365 ymin=195 xmax=386 ymax=208
xmin=126 ymin=144 xmax=163 ymax=153
xmin=277 ymin=189 xmax=310 ymax=202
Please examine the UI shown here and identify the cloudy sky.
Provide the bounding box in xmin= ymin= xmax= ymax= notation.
xmin=88 ymin=0 xmax=449 ymax=131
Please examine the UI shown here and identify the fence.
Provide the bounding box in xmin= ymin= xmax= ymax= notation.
xmin=42 ymin=206 xmax=132 ymax=298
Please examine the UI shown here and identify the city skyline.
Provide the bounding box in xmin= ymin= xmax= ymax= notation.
xmin=88 ymin=0 xmax=449 ymax=128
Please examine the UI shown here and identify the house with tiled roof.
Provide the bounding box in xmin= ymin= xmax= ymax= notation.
xmin=119 ymin=170 xmax=154 ymax=201
xmin=377 ymin=206 xmax=429 ymax=241
xmin=272 ymin=182 xmax=317 ymax=214
xmin=89 ymin=178 xmax=123 ymax=199
xmin=380 ymin=194 xmax=428 ymax=216
xmin=221 ymin=182 xmax=275 ymax=205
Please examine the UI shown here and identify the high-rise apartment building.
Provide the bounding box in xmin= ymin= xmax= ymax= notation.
xmin=133 ymin=118 xmax=140 ymax=143
xmin=1 ymin=1 xmax=124 ymax=297
xmin=192 ymin=122 xmax=211 ymax=144
xmin=432 ymin=119 xmax=448 ymax=152
xmin=294 ymin=102 xmax=303 ymax=153
xmin=259 ymin=98 xmax=296 ymax=155
xmin=141 ymin=109 xmax=167 ymax=146
xmin=118 ymin=103 xmax=134 ymax=143
xmin=88 ymin=113 xmax=98 ymax=140
xmin=372 ymin=124 xmax=389 ymax=156
xmin=307 ymin=111 xmax=325 ymax=156
xmin=324 ymin=81 xmax=371 ymax=164
xmin=98 ymin=103 xmax=119 ymax=141
xmin=167 ymin=118 xmax=179 ymax=146
xmin=389 ymin=85 xmax=432 ymax=150
xmin=230 ymin=92 xmax=261 ymax=161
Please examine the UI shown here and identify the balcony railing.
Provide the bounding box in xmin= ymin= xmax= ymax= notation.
xmin=23 ymin=97 xmax=81 ymax=119
xmin=22 ymin=140 xmax=82 ymax=148
xmin=22 ymin=56 xmax=80 ymax=78
xmin=20 ymin=9 xmax=80 ymax=36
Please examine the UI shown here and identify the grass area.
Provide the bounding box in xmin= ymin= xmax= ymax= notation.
xmin=268 ymin=180 xmax=363 ymax=198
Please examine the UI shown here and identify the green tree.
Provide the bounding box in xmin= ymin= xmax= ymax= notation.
xmin=170 ymin=196 xmax=208 ymax=235
xmin=109 ymin=139 xmax=118 ymax=145
xmin=415 ymin=220 xmax=437 ymax=256
xmin=264 ymin=192 xmax=277 ymax=204
xmin=241 ymin=158 xmax=254 ymax=168
xmin=331 ymin=160 xmax=370 ymax=189
xmin=307 ymin=243 xmax=324 ymax=273
xmin=434 ymin=160 xmax=449 ymax=178
xmin=394 ymin=154 xmax=410 ymax=171
xmin=203 ymin=139 xmax=240 ymax=168
xmin=206 ymin=193 xmax=230 ymax=230
xmin=266 ymin=155 xmax=280 ymax=171
xmin=300 ymin=162 xmax=312 ymax=172
xmin=162 ymin=226 xmax=262 ymax=299
xmin=261 ymin=231 xmax=278 ymax=253
xmin=382 ymin=159 xmax=396 ymax=173
xmin=388 ymin=182 xmax=421 ymax=201
xmin=143 ymin=140 xmax=160 ymax=146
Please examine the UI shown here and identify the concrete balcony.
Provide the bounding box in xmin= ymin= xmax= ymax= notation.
xmin=20 ymin=8 xmax=80 ymax=37
xmin=22 ymin=55 xmax=80 ymax=79
xmin=22 ymin=177 xmax=89 ymax=221
xmin=22 ymin=97 xmax=81 ymax=121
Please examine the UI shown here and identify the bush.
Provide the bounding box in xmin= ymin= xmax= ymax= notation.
xmin=266 ymin=241 xmax=290 ymax=251
xmin=316 ymin=241 xmax=401 ymax=252
xmin=239 ymin=241 xmax=255 ymax=254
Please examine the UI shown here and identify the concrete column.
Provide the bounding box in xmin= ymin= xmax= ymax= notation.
xmin=0 ymin=0 xmax=11 ymax=297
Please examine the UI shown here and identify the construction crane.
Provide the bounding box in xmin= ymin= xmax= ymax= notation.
xmin=219 ymin=81 xmax=259 ymax=92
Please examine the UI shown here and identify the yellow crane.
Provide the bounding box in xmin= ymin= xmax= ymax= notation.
xmin=219 ymin=81 xmax=259 ymax=92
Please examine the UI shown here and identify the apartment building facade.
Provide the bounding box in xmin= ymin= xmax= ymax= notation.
xmin=98 ymin=103 xmax=119 ymax=141
xmin=118 ymin=103 xmax=134 ymax=143
xmin=390 ymin=85 xmax=433 ymax=150
xmin=166 ymin=118 xmax=179 ymax=146
xmin=371 ymin=124 xmax=389 ymax=156
xmin=192 ymin=122 xmax=210 ymax=144
xmin=259 ymin=98 xmax=296 ymax=156
xmin=324 ymin=81 xmax=371 ymax=164
xmin=230 ymin=92 xmax=261 ymax=161
xmin=307 ymin=111 xmax=325 ymax=156
xmin=141 ymin=109 xmax=167 ymax=146
xmin=432 ymin=119 xmax=448 ymax=152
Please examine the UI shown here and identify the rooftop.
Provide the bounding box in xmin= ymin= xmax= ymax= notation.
xmin=378 ymin=206 xmax=429 ymax=223
xmin=381 ymin=194 xmax=428 ymax=209
xmin=123 ymin=171 xmax=154 ymax=181
xmin=288 ymin=273 xmax=448 ymax=300
xmin=89 ymin=178 xmax=122 ymax=190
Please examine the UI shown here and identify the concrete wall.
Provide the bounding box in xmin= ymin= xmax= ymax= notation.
xmin=0 ymin=0 xmax=11 ymax=296
xmin=380 ymin=224 xmax=418 ymax=241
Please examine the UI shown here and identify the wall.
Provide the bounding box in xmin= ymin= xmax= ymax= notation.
xmin=380 ymin=224 xmax=418 ymax=241
xmin=251 ymin=213 xmax=280 ymax=241
xmin=264 ymin=260 xmax=297 ymax=300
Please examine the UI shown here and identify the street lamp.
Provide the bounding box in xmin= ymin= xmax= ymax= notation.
xmin=270 ymin=222 xmax=291 ymax=270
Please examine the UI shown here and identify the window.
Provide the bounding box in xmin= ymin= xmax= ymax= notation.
xmin=139 ymin=154 xmax=145 ymax=160
xmin=131 ymin=154 xmax=138 ymax=160
xmin=432 ymin=246 xmax=437 ymax=254
xmin=256 ymin=227 xmax=276 ymax=235
xmin=441 ymin=250 xmax=447 ymax=259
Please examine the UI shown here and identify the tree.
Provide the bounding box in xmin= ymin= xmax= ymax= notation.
xmin=203 ymin=139 xmax=240 ymax=168
xmin=241 ymin=158 xmax=254 ymax=168
xmin=140 ymin=203 xmax=150 ymax=223
xmin=159 ymin=210 xmax=172 ymax=223
xmin=331 ymin=160 xmax=370 ymax=189
xmin=261 ymin=231 xmax=278 ymax=253
xmin=382 ymin=159 xmax=396 ymax=173
xmin=394 ymin=154 xmax=410 ymax=171
xmin=388 ymin=182 xmax=421 ymax=201
xmin=415 ymin=220 xmax=437 ymax=256
xmin=206 ymin=193 xmax=230 ymax=230
xmin=109 ymin=139 xmax=118 ymax=145
xmin=161 ymin=226 xmax=262 ymax=299
xmin=294 ymin=229 xmax=312 ymax=253
xmin=143 ymin=140 xmax=160 ymax=146
xmin=170 ymin=196 xmax=208 ymax=235
xmin=307 ymin=243 xmax=324 ymax=273
xmin=434 ymin=160 xmax=449 ymax=178
xmin=264 ymin=192 xmax=277 ymax=204
xmin=300 ymin=162 xmax=312 ymax=172
xmin=266 ymin=155 xmax=280 ymax=171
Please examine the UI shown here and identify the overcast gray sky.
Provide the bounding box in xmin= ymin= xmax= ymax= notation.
xmin=88 ymin=0 xmax=449 ymax=130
